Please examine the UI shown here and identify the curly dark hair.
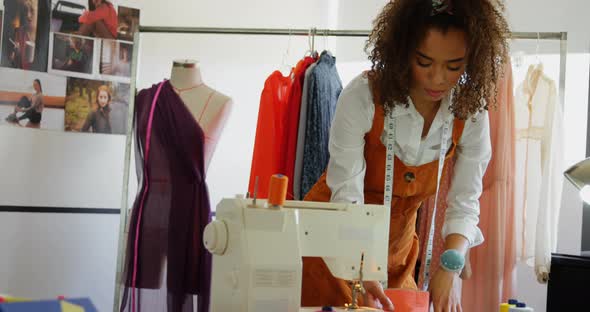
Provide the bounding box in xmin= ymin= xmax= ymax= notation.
xmin=366 ymin=0 xmax=510 ymax=119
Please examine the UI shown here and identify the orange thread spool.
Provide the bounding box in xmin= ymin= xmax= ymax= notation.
xmin=268 ymin=174 xmax=288 ymax=207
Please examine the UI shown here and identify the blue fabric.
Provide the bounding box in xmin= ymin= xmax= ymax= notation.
xmin=0 ymin=298 xmax=96 ymax=312
xmin=300 ymin=51 xmax=342 ymax=197
xmin=0 ymin=301 xmax=61 ymax=312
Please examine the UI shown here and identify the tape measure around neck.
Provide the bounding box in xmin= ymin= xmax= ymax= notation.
xmin=383 ymin=112 xmax=451 ymax=291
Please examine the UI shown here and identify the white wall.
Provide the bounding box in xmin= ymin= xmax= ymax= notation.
xmin=136 ymin=0 xmax=343 ymax=209
xmin=0 ymin=213 xmax=119 ymax=311
xmin=507 ymin=1 xmax=590 ymax=311
xmin=0 ymin=1 xmax=138 ymax=312
xmin=338 ymin=2 xmax=590 ymax=311
xmin=136 ymin=3 xmax=590 ymax=312
xmin=0 ymin=1 xmax=341 ymax=311
xmin=2 ymin=1 xmax=589 ymax=312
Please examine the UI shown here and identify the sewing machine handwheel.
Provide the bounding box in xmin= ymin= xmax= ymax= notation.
xmin=204 ymin=220 xmax=228 ymax=255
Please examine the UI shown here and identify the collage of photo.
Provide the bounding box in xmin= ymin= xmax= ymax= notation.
xmin=0 ymin=0 xmax=139 ymax=135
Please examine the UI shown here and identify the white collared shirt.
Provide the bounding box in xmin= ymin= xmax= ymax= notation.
xmin=326 ymin=74 xmax=490 ymax=247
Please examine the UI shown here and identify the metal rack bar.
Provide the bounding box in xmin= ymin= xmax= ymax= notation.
xmin=112 ymin=31 xmax=141 ymax=312
xmin=138 ymin=26 xmax=369 ymax=37
xmin=511 ymin=32 xmax=566 ymax=40
xmin=113 ymin=26 xmax=568 ymax=312
xmin=559 ymin=34 xmax=568 ymax=110
xmin=137 ymin=26 xmax=566 ymax=41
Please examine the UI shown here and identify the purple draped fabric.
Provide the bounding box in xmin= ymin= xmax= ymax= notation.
xmin=120 ymin=80 xmax=212 ymax=312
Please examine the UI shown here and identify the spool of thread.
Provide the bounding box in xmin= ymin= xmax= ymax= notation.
xmin=500 ymin=303 xmax=511 ymax=312
xmin=509 ymin=302 xmax=533 ymax=312
xmin=268 ymin=174 xmax=288 ymax=207
xmin=500 ymin=299 xmax=518 ymax=312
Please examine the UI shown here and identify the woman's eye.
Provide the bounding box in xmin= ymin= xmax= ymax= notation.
xmin=417 ymin=61 xmax=431 ymax=67
xmin=447 ymin=66 xmax=462 ymax=71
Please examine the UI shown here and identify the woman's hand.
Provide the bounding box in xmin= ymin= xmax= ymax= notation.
xmin=459 ymin=249 xmax=472 ymax=280
xmin=429 ymin=269 xmax=462 ymax=312
xmin=362 ymin=281 xmax=394 ymax=311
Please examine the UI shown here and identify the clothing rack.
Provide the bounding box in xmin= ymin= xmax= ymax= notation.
xmin=113 ymin=26 xmax=568 ymax=312
xmin=136 ymin=26 xmax=567 ymax=54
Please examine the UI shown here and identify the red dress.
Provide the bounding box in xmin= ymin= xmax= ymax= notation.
xmin=78 ymin=2 xmax=118 ymax=38
xmin=283 ymin=57 xmax=317 ymax=199
xmin=248 ymin=70 xmax=293 ymax=198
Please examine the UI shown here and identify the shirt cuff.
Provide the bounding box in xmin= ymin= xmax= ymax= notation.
xmin=442 ymin=220 xmax=484 ymax=248
xmin=330 ymin=192 xmax=364 ymax=204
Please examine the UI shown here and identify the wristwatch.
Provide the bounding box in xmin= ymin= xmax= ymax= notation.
xmin=440 ymin=249 xmax=465 ymax=273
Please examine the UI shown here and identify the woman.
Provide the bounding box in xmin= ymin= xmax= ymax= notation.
xmin=5 ymin=79 xmax=44 ymax=124
xmin=82 ymin=85 xmax=112 ymax=133
xmin=8 ymin=0 xmax=38 ymax=69
xmin=61 ymin=36 xmax=87 ymax=72
xmin=301 ymin=0 xmax=510 ymax=311
xmin=77 ymin=0 xmax=118 ymax=39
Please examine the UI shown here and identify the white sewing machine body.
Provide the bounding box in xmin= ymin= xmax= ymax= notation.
xmin=203 ymin=197 xmax=390 ymax=312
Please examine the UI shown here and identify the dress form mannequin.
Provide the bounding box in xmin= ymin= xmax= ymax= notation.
xmin=169 ymin=60 xmax=233 ymax=170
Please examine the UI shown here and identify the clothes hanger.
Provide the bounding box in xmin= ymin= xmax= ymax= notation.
xmin=280 ymin=28 xmax=294 ymax=77
xmin=535 ymin=32 xmax=541 ymax=65
xmin=304 ymin=28 xmax=318 ymax=59
xmin=322 ymin=29 xmax=332 ymax=56
xmin=523 ymin=33 xmax=545 ymax=103
xmin=533 ymin=32 xmax=544 ymax=72
xmin=524 ymin=33 xmax=544 ymax=84
xmin=512 ymin=50 xmax=525 ymax=69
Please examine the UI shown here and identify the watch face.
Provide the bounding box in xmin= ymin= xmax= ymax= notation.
xmin=440 ymin=249 xmax=465 ymax=272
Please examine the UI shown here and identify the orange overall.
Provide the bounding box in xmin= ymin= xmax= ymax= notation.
xmin=301 ymin=88 xmax=466 ymax=307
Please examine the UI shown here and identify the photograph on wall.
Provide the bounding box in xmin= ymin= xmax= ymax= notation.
xmin=0 ymin=67 xmax=66 ymax=130
xmin=50 ymin=0 xmax=84 ymax=33
xmin=64 ymin=77 xmax=129 ymax=134
xmin=1 ymin=0 xmax=51 ymax=72
xmin=50 ymin=0 xmax=118 ymax=39
xmin=50 ymin=32 xmax=94 ymax=74
xmin=99 ymin=39 xmax=130 ymax=78
xmin=116 ymin=6 xmax=138 ymax=41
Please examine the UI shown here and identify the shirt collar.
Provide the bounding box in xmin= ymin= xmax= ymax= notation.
xmin=390 ymin=90 xmax=454 ymax=122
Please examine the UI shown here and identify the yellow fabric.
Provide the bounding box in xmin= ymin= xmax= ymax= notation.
xmin=60 ymin=301 xmax=85 ymax=312
xmin=0 ymin=294 xmax=30 ymax=303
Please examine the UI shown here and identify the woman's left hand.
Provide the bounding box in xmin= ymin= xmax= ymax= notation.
xmin=429 ymin=268 xmax=462 ymax=312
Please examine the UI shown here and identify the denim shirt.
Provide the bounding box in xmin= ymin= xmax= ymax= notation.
xmin=300 ymin=51 xmax=342 ymax=197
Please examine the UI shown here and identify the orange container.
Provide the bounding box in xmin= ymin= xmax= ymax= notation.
xmin=383 ymin=288 xmax=429 ymax=312
xmin=268 ymin=174 xmax=288 ymax=206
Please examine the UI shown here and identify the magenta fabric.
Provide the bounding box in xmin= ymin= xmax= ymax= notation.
xmin=120 ymin=80 xmax=211 ymax=312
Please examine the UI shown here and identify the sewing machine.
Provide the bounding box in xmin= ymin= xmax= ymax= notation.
xmin=203 ymin=196 xmax=390 ymax=311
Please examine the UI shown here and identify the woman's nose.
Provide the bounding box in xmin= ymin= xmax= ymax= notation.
xmin=430 ymin=65 xmax=447 ymax=86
